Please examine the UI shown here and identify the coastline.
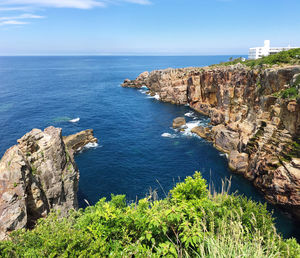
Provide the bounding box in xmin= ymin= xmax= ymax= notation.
xmin=122 ymin=63 xmax=300 ymax=220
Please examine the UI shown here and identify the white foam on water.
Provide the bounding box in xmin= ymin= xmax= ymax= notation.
xmin=147 ymin=93 xmax=160 ymax=100
xmin=184 ymin=112 xmax=195 ymax=118
xmin=138 ymin=89 xmax=148 ymax=95
xmin=184 ymin=103 xmax=190 ymax=107
xmin=141 ymin=85 xmax=148 ymax=89
xmin=84 ymin=142 xmax=99 ymax=149
xmin=69 ymin=117 xmax=80 ymax=123
xmin=219 ymin=153 xmax=228 ymax=158
xmin=161 ymin=132 xmax=177 ymax=138
xmin=154 ymin=93 xmax=160 ymax=100
xmin=77 ymin=142 xmax=100 ymax=153
xmin=180 ymin=120 xmax=204 ymax=137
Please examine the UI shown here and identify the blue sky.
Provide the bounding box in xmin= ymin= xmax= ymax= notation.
xmin=0 ymin=0 xmax=300 ymax=55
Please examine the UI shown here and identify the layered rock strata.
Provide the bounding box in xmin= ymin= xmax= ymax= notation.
xmin=123 ymin=64 xmax=300 ymax=218
xmin=0 ymin=127 xmax=97 ymax=240
xmin=63 ymin=129 xmax=98 ymax=156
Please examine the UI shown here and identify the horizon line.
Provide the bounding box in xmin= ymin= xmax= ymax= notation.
xmin=0 ymin=53 xmax=248 ymax=57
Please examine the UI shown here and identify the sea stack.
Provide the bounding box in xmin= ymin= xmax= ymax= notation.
xmin=0 ymin=127 xmax=98 ymax=240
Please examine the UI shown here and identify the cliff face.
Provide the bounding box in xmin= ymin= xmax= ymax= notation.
xmin=123 ymin=64 xmax=300 ymax=217
xmin=0 ymin=127 xmax=97 ymax=240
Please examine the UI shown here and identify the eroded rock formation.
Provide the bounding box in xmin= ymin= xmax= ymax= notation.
xmin=63 ymin=129 xmax=98 ymax=156
xmin=0 ymin=127 xmax=97 ymax=240
xmin=122 ymin=64 xmax=300 ymax=218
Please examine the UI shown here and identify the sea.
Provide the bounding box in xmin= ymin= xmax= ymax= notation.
xmin=0 ymin=56 xmax=299 ymax=241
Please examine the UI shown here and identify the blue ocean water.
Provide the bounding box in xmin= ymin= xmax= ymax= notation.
xmin=0 ymin=56 xmax=299 ymax=241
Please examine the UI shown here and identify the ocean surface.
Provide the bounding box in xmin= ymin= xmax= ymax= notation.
xmin=0 ymin=56 xmax=299 ymax=241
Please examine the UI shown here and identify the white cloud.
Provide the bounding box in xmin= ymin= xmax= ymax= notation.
xmin=0 ymin=0 xmax=105 ymax=9
xmin=0 ymin=20 xmax=29 ymax=26
xmin=0 ymin=0 xmax=151 ymax=27
xmin=0 ymin=13 xmax=44 ymax=26
xmin=0 ymin=7 xmax=31 ymax=11
xmin=0 ymin=13 xmax=45 ymax=20
xmin=0 ymin=0 xmax=151 ymax=10
xmin=123 ymin=0 xmax=151 ymax=5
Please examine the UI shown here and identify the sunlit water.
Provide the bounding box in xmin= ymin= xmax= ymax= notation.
xmin=0 ymin=56 xmax=298 ymax=241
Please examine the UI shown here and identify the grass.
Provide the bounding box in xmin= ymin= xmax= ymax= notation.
xmin=0 ymin=172 xmax=299 ymax=257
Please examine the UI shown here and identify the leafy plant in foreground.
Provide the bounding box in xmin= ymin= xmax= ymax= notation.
xmin=0 ymin=172 xmax=299 ymax=257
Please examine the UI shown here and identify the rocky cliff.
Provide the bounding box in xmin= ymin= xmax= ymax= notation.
xmin=122 ymin=64 xmax=300 ymax=218
xmin=0 ymin=127 xmax=97 ymax=240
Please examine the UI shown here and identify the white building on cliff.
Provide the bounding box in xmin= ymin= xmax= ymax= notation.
xmin=248 ymin=40 xmax=299 ymax=60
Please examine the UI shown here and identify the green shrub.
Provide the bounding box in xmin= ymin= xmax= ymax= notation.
xmin=281 ymin=87 xmax=298 ymax=99
xmin=0 ymin=172 xmax=299 ymax=257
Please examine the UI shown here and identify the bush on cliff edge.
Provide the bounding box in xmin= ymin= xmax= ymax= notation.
xmin=1 ymin=172 xmax=299 ymax=257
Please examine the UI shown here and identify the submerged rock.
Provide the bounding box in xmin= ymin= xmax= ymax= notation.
xmin=0 ymin=127 xmax=98 ymax=240
xmin=172 ymin=117 xmax=186 ymax=129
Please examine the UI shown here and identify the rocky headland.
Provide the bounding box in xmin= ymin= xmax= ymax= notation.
xmin=0 ymin=127 xmax=97 ymax=240
xmin=122 ymin=64 xmax=300 ymax=218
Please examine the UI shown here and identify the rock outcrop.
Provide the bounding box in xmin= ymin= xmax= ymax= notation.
xmin=191 ymin=126 xmax=212 ymax=141
xmin=172 ymin=117 xmax=186 ymax=129
xmin=63 ymin=129 xmax=98 ymax=156
xmin=228 ymin=150 xmax=249 ymax=173
xmin=0 ymin=127 xmax=97 ymax=240
xmin=122 ymin=64 xmax=300 ymax=218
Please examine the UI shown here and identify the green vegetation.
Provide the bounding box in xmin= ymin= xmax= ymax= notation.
xmin=67 ymin=163 xmax=73 ymax=172
xmin=273 ymin=74 xmax=300 ymax=100
xmin=212 ymin=48 xmax=300 ymax=68
xmin=246 ymin=121 xmax=267 ymax=154
xmin=31 ymin=166 xmax=37 ymax=175
xmin=281 ymin=137 xmax=300 ymax=162
xmin=1 ymin=172 xmax=299 ymax=257
xmin=279 ymin=87 xmax=299 ymax=99
xmin=65 ymin=148 xmax=70 ymax=163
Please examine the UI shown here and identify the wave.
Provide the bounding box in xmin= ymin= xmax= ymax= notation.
xmin=179 ymin=120 xmax=204 ymax=137
xmin=138 ymin=89 xmax=148 ymax=95
xmin=147 ymin=93 xmax=160 ymax=100
xmin=84 ymin=142 xmax=99 ymax=149
xmin=78 ymin=142 xmax=100 ymax=153
xmin=219 ymin=153 xmax=228 ymax=158
xmin=161 ymin=132 xmax=177 ymax=138
xmin=69 ymin=117 xmax=80 ymax=123
xmin=141 ymin=85 xmax=148 ymax=89
xmin=184 ymin=112 xmax=195 ymax=118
